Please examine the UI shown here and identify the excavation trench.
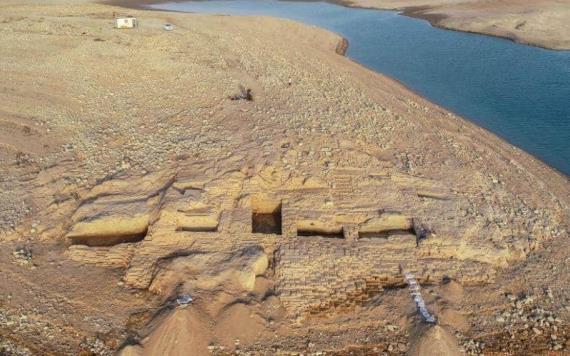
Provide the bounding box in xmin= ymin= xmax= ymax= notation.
xmin=176 ymin=226 xmax=218 ymax=232
xmin=297 ymin=229 xmax=344 ymax=239
xmin=358 ymin=228 xmax=416 ymax=239
xmin=69 ymin=228 xmax=148 ymax=247
xmin=251 ymin=197 xmax=282 ymax=235
xmin=358 ymin=214 xmax=427 ymax=242
xmin=252 ymin=211 xmax=282 ymax=234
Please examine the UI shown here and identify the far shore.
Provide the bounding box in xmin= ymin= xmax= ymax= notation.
xmin=107 ymin=0 xmax=570 ymax=51
xmin=327 ymin=0 xmax=570 ymax=51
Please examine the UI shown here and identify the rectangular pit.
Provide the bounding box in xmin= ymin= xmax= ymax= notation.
xmin=251 ymin=196 xmax=282 ymax=235
xmin=297 ymin=220 xmax=344 ymax=239
xmin=70 ymin=228 xmax=148 ymax=247
xmin=358 ymin=229 xmax=415 ymax=239
xmin=252 ymin=211 xmax=282 ymax=234
xmin=297 ymin=229 xmax=344 ymax=239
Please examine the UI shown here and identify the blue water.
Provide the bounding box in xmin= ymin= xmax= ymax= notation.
xmin=150 ymin=0 xmax=570 ymax=176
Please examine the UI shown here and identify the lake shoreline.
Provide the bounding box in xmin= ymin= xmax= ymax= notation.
xmin=327 ymin=0 xmax=570 ymax=51
xmin=109 ymin=0 xmax=569 ymax=177
xmin=104 ymin=0 xmax=570 ymax=51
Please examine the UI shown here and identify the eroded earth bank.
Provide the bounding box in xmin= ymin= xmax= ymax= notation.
xmin=0 ymin=1 xmax=569 ymax=355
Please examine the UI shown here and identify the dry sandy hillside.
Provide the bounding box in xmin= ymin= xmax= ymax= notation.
xmin=335 ymin=0 xmax=570 ymax=50
xmin=0 ymin=0 xmax=569 ymax=355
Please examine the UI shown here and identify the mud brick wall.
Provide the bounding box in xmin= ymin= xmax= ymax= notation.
xmin=229 ymin=207 xmax=253 ymax=234
xmin=343 ymin=223 xmax=359 ymax=241
xmin=275 ymin=238 xmax=412 ymax=314
xmin=275 ymin=237 xmax=496 ymax=315
xmin=281 ymin=200 xmax=298 ymax=239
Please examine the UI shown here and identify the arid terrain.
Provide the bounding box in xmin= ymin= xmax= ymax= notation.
xmin=0 ymin=0 xmax=569 ymax=355
xmin=335 ymin=0 xmax=570 ymax=50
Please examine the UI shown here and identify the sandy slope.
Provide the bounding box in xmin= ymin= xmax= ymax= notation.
xmin=0 ymin=0 xmax=568 ymax=354
xmin=335 ymin=0 xmax=570 ymax=50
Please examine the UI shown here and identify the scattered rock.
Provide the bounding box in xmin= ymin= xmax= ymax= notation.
xmin=12 ymin=246 xmax=32 ymax=266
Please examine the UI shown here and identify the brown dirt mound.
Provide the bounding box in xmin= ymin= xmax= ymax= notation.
xmin=138 ymin=308 xmax=213 ymax=356
xmin=215 ymin=303 xmax=266 ymax=349
xmin=440 ymin=280 xmax=464 ymax=304
xmin=408 ymin=325 xmax=461 ymax=356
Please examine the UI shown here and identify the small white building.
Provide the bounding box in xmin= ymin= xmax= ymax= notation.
xmin=114 ymin=16 xmax=138 ymax=29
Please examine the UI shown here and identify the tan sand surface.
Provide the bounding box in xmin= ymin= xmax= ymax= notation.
xmin=0 ymin=0 xmax=568 ymax=354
